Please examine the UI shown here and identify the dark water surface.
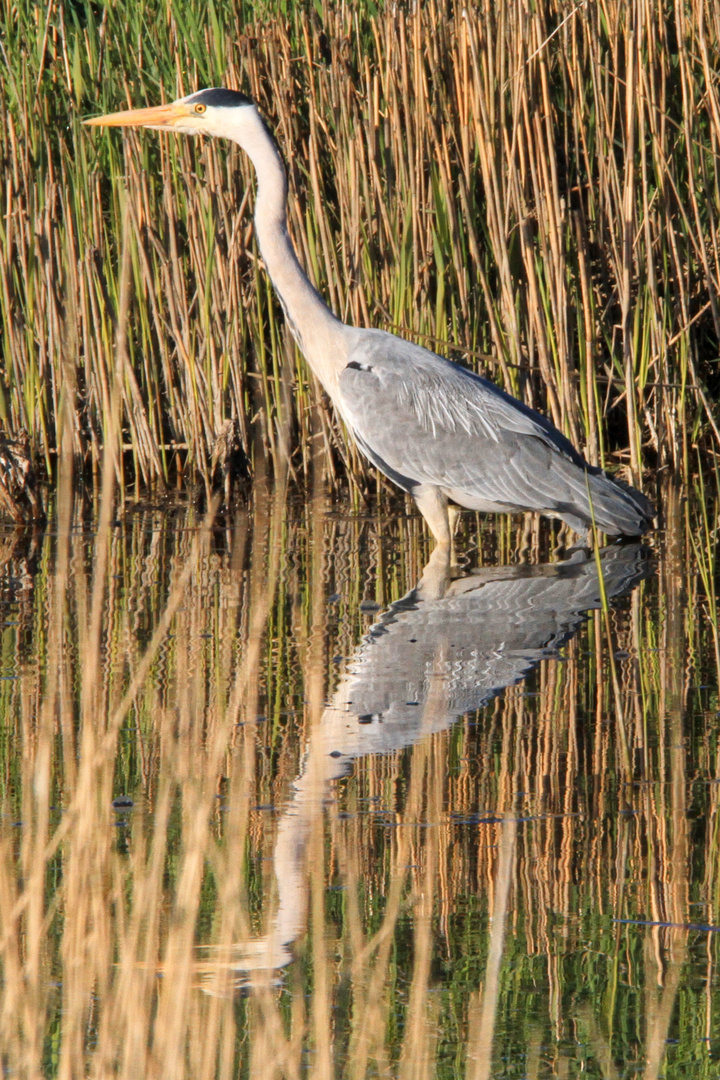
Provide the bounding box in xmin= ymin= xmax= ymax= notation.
xmin=0 ymin=484 xmax=718 ymax=1078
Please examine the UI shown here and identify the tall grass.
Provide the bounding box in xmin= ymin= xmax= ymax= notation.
xmin=1 ymin=0 xmax=718 ymax=499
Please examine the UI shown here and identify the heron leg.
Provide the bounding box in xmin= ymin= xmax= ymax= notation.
xmin=414 ymin=486 xmax=467 ymax=576
xmin=417 ymin=542 xmax=452 ymax=600
xmin=414 ymin=486 xmax=452 ymax=547
xmin=447 ymin=504 xmax=463 ymax=576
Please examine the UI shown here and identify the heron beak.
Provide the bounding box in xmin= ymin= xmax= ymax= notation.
xmin=83 ymin=103 xmax=192 ymax=129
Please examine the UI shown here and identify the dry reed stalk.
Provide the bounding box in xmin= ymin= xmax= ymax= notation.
xmin=465 ymin=816 xmax=517 ymax=1080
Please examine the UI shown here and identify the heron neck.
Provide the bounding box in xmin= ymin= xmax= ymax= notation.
xmin=237 ymin=120 xmax=347 ymax=400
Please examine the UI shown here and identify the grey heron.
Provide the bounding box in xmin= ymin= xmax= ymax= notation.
xmin=85 ymin=89 xmax=655 ymax=546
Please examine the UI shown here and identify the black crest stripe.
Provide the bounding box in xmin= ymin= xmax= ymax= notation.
xmin=187 ymin=88 xmax=254 ymax=108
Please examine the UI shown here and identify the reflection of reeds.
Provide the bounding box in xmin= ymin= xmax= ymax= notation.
xmin=0 ymin=488 xmax=717 ymax=1074
xmin=1 ymin=2 xmax=718 ymax=493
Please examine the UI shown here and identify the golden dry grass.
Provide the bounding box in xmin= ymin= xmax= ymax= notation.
xmin=0 ymin=474 xmax=716 ymax=1076
xmin=1 ymin=3 xmax=719 ymax=1074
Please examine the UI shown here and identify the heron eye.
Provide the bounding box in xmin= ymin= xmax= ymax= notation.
xmin=194 ymin=103 xmax=207 ymax=115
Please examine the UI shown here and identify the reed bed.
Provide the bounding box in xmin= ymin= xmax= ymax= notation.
xmin=1 ymin=0 xmax=719 ymax=499
xmin=0 ymin=483 xmax=717 ymax=1077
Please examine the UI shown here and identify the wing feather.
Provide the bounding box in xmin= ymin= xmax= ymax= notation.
xmin=339 ymin=332 xmax=581 ymax=501
xmin=338 ymin=329 xmax=654 ymax=534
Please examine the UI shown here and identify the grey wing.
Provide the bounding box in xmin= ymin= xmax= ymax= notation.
xmin=338 ymin=331 xmax=593 ymax=515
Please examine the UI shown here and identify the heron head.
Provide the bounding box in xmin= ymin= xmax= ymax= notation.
xmin=83 ymin=88 xmax=258 ymax=140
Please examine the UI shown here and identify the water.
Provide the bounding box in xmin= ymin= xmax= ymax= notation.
xmin=0 ymin=484 xmax=718 ymax=1078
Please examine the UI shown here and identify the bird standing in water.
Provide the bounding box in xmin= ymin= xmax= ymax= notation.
xmin=85 ymin=89 xmax=655 ymax=549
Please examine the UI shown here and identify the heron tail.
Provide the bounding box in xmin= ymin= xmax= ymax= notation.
xmin=578 ymin=469 xmax=656 ymax=537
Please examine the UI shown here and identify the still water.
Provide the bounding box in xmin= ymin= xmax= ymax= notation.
xmin=0 ymin=481 xmax=718 ymax=1078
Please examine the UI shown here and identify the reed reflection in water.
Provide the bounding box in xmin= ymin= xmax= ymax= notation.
xmin=0 ymin=480 xmax=717 ymax=1078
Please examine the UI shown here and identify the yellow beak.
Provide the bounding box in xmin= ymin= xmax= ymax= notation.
xmin=83 ymin=102 xmax=192 ymax=129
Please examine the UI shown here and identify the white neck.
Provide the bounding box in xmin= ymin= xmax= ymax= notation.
xmin=228 ymin=109 xmax=349 ymax=401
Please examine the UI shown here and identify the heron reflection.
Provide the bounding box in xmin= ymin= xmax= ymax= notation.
xmin=203 ymin=542 xmax=653 ymax=985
